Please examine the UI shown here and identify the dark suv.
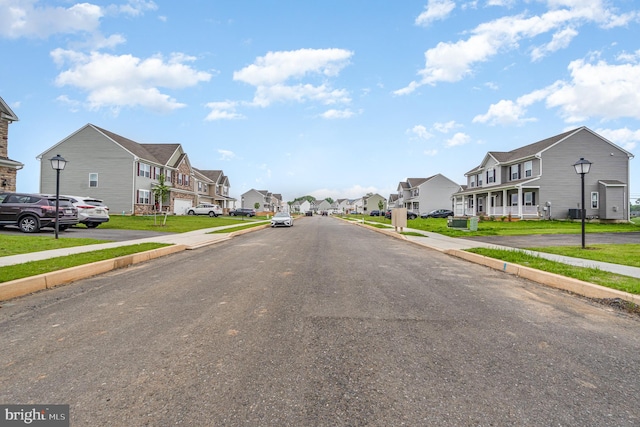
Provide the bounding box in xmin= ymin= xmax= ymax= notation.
xmin=0 ymin=193 xmax=79 ymax=233
xmin=229 ymin=208 xmax=256 ymax=217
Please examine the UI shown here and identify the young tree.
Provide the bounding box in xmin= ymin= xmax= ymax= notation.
xmin=152 ymin=174 xmax=170 ymax=212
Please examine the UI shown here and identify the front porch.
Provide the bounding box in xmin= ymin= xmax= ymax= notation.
xmin=453 ymin=186 xmax=541 ymax=219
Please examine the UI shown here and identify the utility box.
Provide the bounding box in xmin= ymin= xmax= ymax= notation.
xmin=392 ymin=208 xmax=407 ymax=231
xmin=448 ymin=218 xmax=468 ymax=228
xmin=469 ymin=216 xmax=479 ymax=231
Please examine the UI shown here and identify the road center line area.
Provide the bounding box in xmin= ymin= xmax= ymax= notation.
xmin=1 ymin=216 xmax=639 ymax=426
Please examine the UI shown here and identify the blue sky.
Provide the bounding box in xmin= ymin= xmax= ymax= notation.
xmin=2 ymin=0 xmax=639 ymax=203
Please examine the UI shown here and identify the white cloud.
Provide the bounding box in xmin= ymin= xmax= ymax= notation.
xmin=51 ymin=50 xmax=211 ymax=113
xmin=0 ymin=0 xmax=103 ymax=38
xmin=445 ymin=132 xmax=471 ymax=147
xmin=397 ymin=0 xmax=634 ymax=94
xmin=531 ymin=27 xmax=578 ymax=61
xmin=595 ymin=127 xmax=640 ymax=153
xmin=407 ymin=125 xmax=433 ymax=140
xmin=423 ymin=149 xmax=439 ymax=156
xmin=321 ymin=109 xmax=354 ymax=119
xmin=233 ymin=48 xmax=353 ymax=107
xmin=205 ymin=101 xmax=245 ymax=121
xmin=433 ymin=120 xmax=459 ymax=133
xmin=547 ymin=59 xmax=640 ymax=122
xmin=217 ymin=149 xmax=236 ymax=161
xmin=415 ymin=0 xmax=456 ymax=27
xmin=595 ymin=127 xmax=640 ymax=151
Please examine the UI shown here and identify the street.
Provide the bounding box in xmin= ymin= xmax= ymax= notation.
xmin=1 ymin=215 xmax=639 ymax=426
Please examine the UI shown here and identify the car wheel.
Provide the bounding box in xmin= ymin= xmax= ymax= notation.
xmin=86 ymin=223 xmax=99 ymax=228
xmin=230 ymin=212 xmax=235 ymax=216
xmin=18 ymin=215 xmax=40 ymax=233
xmin=209 ymin=211 xmax=215 ymax=217
xmin=187 ymin=210 xmax=195 ymax=215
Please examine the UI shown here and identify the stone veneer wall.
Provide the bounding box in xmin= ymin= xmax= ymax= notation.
xmin=0 ymin=118 xmax=18 ymax=192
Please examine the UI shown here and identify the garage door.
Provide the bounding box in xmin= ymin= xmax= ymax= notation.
xmin=174 ymin=198 xmax=192 ymax=215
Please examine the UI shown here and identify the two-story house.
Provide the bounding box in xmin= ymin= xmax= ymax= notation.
xmin=241 ymin=189 xmax=280 ymax=213
xmin=452 ymin=127 xmax=634 ymax=221
xmin=363 ymin=193 xmax=386 ymax=214
xmin=194 ymin=169 xmax=234 ymax=213
xmin=0 ymin=96 xmax=23 ymax=192
xmin=38 ymin=124 xmax=232 ymax=215
xmin=396 ymin=174 xmax=461 ymax=214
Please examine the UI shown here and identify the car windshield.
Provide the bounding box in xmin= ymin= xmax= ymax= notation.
xmin=274 ymin=212 xmax=289 ymax=217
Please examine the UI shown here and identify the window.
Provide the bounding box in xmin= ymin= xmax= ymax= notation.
xmin=477 ymin=173 xmax=483 ymax=186
xmin=470 ymin=175 xmax=476 ymax=188
xmin=198 ymin=182 xmax=202 ymax=191
xmin=166 ymin=170 xmax=172 ymax=183
xmin=524 ymin=161 xmax=533 ymax=178
xmin=487 ymin=168 xmax=495 ymax=183
xmin=524 ymin=192 xmax=535 ymax=206
xmin=511 ymin=165 xmax=520 ymax=180
xmin=591 ymin=192 xmax=599 ymax=209
xmin=511 ymin=193 xmax=519 ymax=206
xmin=137 ymin=189 xmax=151 ymax=204
xmin=153 ymin=166 xmax=161 ymax=179
xmin=89 ymin=173 xmax=98 ymax=188
xmin=177 ymin=173 xmax=183 ymax=185
xmin=138 ymin=163 xmax=150 ymax=178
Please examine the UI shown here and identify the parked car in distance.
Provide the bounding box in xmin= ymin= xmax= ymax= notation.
xmin=369 ymin=210 xmax=381 ymax=216
xmin=384 ymin=209 xmax=418 ymax=220
xmin=421 ymin=209 xmax=454 ymax=218
xmin=186 ymin=203 xmax=223 ymax=217
xmin=0 ymin=192 xmax=78 ymax=233
xmin=229 ymin=208 xmax=256 ymax=217
xmin=270 ymin=211 xmax=293 ymax=227
xmin=63 ymin=195 xmax=110 ymax=228
xmin=305 ymin=211 xmax=313 ymax=216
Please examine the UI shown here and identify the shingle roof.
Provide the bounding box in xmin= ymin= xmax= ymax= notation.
xmin=195 ymin=169 xmax=223 ymax=182
xmin=141 ymin=144 xmax=181 ymax=165
xmin=93 ymin=125 xmax=161 ymax=164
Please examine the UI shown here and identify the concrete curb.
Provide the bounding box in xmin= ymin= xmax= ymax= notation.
xmin=345 ymin=217 xmax=640 ymax=306
xmin=445 ymin=249 xmax=640 ymax=305
xmin=0 ymin=244 xmax=186 ymax=302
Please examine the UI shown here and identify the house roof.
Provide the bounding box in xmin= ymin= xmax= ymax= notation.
xmin=141 ymin=143 xmax=181 ymax=166
xmin=91 ymin=125 xmax=162 ymax=164
xmin=196 ymin=169 xmax=223 ymax=182
xmin=0 ymin=96 xmax=18 ymax=122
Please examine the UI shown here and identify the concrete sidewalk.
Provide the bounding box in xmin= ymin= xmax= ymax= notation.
xmin=0 ymin=222 xmax=269 ymax=267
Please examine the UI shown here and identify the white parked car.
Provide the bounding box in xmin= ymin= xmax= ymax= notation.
xmin=270 ymin=211 xmax=293 ymax=227
xmin=186 ymin=203 xmax=223 ymax=217
xmin=63 ymin=195 xmax=110 ymax=228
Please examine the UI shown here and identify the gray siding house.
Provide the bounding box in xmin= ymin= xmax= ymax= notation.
xmin=452 ymin=127 xmax=634 ymax=221
xmin=38 ymin=124 xmax=231 ymax=215
xmin=396 ymin=174 xmax=462 ymax=213
xmin=241 ymin=189 xmax=280 ymax=213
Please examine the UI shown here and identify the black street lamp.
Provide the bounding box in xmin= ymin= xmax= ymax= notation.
xmin=49 ymin=154 xmax=67 ymax=239
xmin=573 ymin=157 xmax=592 ymax=249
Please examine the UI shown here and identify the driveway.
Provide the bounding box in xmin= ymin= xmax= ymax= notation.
xmin=463 ymin=232 xmax=640 ymax=248
xmin=0 ymin=225 xmax=174 ymax=242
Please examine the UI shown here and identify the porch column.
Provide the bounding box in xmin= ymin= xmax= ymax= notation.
xmin=517 ymin=187 xmax=523 ymax=218
xmin=473 ymin=194 xmax=477 ymax=216
xmin=502 ymin=189 xmax=507 ymax=216
xmin=487 ymin=191 xmax=492 ymax=216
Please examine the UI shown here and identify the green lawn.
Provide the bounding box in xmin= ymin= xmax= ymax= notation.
xmin=97 ymin=214 xmax=267 ymax=232
xmin=0 ymin=234 xmax=110 ymax=257
xmin=467 ymin=247 xmax=640 ymax=295
xmin=524 ymin=244 xmax=640 ymax=268
xmin=0 ymin=243 xmax=170 ymax=283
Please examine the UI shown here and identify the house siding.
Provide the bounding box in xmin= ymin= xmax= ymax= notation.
xmin=39 ymin=126 xmax=135 ymax=214
xmin=420 ymin=175 xmax=460 ymax=213
xmin=538 ymin=130 xmax=630 ymax=219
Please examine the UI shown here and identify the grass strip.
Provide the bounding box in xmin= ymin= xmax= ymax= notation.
xmin=209 ymin=223 xmax=267 ymax=233
xmin=98 ymin=215 xmax=265 ymax=232
xmin=0 ymin=243 xmax=169 ymax=283
xmin=401 ymin=231 xmax=428 ymax=237
xmin=467 ymin=247 xmax=640 ymax=295
xmin=0 ymin=234 xmax=110 ymax=257
xmin=524 ymin=244 xmax=640 ymax=268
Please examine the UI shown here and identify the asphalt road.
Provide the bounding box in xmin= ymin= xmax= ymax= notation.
xmin=1 ymin=216 xmax=639 ymax=426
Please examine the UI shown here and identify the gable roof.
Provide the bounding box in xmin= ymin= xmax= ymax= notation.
xmin=0 ymin=96 xmax=18 ymax=122
xmin=141 ymin=143 xmax=181 ymax=166
xmin=196 ymin=169 xmax=223 ymax=183
xmin=92 ymin=125 xmax=162 ymax=163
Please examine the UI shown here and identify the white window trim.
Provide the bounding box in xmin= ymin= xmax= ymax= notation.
xmin=89 ymin=173 xmax=98 ymax=188
xmin=591 ymin=192 xmax=599 ymax=209
xmin=524 ymin=161 xmax=533 ymax=178
xmin=138 ymin=189 xmax=151 ymax=204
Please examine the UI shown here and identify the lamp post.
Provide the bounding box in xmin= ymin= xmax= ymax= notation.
xmin=49 ymin=154 xmax=67 ymax=239
xmin=573 ymin=157 xmax=592 ymax=249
